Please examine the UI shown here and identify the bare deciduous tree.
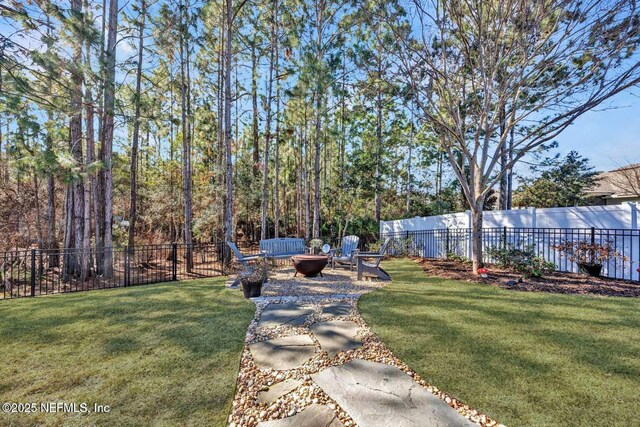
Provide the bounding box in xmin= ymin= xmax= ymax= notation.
xmin=383 ymin=0 xmax=640 ymax=271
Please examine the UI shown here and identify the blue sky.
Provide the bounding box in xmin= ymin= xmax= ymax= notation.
xmin=2 ymin=9 xmax=638 ymax=177
xmin=550 ymin=89 xmax=640 ymax=172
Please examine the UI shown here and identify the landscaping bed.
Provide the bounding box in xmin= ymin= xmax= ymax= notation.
xmin=414 ymin=257 xmax=640 ymax=297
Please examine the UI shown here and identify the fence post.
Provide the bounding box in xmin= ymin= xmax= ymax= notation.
xmin=221 ymin=241 xmax=226 ymax=276
xmin=503 ymin=226 xmax=507 ymax=249
xmin=124 ymin=248 xmax=130 ymax=287
xmin=30 ymin=249 xmax=36 ymax=297
xmin=445 ymin=228 xmax=450 ymax=256
xmin=172 ymin=243 xmax=178 ymax=281
xmin=590 ymin=227 xmax=595 ymax=245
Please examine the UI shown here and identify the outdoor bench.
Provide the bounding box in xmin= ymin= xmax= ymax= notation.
xmin=259 ymin=238 xmax=307 ymax=260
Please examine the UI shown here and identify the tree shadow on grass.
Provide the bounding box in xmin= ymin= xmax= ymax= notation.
xmin=0 ymin=278 xmax=255 ymax=426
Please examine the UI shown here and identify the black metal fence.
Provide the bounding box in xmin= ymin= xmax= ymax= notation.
xmin=0 ymin=235 xmax=378 ymax=301
xmin=0 ymin=243 xmax=226 ymax=300
xmin=382 ymin=227 xmax=640 ymax=282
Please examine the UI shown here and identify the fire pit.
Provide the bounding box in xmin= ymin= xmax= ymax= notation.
xmin=291 ymin=254 xmax=328 ymax=277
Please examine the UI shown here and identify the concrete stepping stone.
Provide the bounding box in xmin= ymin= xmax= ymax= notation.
xmin=321 ymin=302 xmax=352 ymax=318
xmin=257 ymin=378 xmax=303 ymax=404
xmin=258 ymin=302 xmax=314 ymax=327
xmin=312 ymin=359 xmax=475 ymax=427
xmin=250 ymin=335 xmax=316 ymax=370
xmin=257 ymin=403 xmax=343 ymax=427
xmin=311 ymin=320 xmax=362 ymax=357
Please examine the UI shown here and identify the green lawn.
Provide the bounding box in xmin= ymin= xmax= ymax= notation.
xmin=0 ymin=278 xmax=254 ymax=427
xmin=359 ymin=258 xmax=640 ymax=427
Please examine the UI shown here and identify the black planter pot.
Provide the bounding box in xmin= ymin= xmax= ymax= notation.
xmin=241 ymin=280 xmax=263 ymax=298
xmin=577 ymin=262 xmax=602 ymax=277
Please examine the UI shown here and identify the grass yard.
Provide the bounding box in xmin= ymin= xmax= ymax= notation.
xmin=359 ymin=258 xmax=640 ymax=427
xmin=0 ymin=278 xmax=254 ymax=427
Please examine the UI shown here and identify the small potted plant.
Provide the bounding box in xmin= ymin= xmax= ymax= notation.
xmin=238 ymin=259 xmax=268 ymax=298
xmin=551 ymin=240 xmax=627 ymax=278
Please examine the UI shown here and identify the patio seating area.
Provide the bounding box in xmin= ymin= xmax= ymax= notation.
xmin=259 ymin=266 xmax=386 ymax=297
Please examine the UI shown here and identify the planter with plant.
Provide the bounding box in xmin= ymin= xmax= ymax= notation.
xmin=238 ymin=259 xmax=268 ymax=298
xmin=551 ymin=240 xmax=627 ymax=278
xmin=309 ymin=239 xmax=323 ymax=254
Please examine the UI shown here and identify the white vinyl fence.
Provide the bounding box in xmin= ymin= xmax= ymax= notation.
xmin=380 ymin=204 xmax=640 ymax=281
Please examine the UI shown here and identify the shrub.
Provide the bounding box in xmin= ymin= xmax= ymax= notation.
xmin=550 ymin=240 xmax=627 ymax=266
xmin=486 ymin=242 xmax=555 ymax=278
xmin=446 ymin=252 xmax=470 ymax=263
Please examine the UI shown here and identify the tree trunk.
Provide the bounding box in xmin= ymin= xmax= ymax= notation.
xmin=312 ymin=91 xmax=322 ymax=239
xmin=46 ymin=170 xmax=58 ymax=267
xmin=62 ymin=187 xmax=74 ymax=281
xmin=507 ymin=127 xmax=514 ymax=209
xmin=273 ymin=8 xmax=281 ymax=238
xmin=83 ymin=93 xmax=93 ymax=280
xmin=45 ymin=106 xmax=59 ymax=267
xmin=33 ymin=172 xmax=43 ymax=250
xmin=261 ymin=5 xmax=276 ymax=241
xmin=70 ymin=0 xmax=86 ymax=280
xmin=83 ymin=0 xmax=94 ymax=279
xmin=375 ymin=84 xmax=382 ymax=223
xmin=223 ymin=0 xmax=234 ymax=266
xmin=102 ymin=0 xmax=118 ymax=277
xmin=303 ymin=111 xmax=310 ymax=240
xmin=0 ymin=70 xmax=3 ymax=185
xmin=128 ymin=0 xmax=146 ymax=253
xmin=251 ymin=42 xmax=259 ymax=177
xmin=180 ymin=0 xmax=194 ymax=271
xmin=406 ymin=120 xmax=413 ymax=215
xmin=498 ymin=105 xmax=509 ymax=210
xmin=470 ymin=206 xmax=484 ymax=274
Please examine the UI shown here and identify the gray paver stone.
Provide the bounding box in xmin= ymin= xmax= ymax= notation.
xmin=258 ymin=302 xmax=315 ymax=327
xmin=257 ymin=403 xmax=343 ymax=427
xmin=312 ymin=359 xmax=475 ymax=427
xmin=311 ymin=320 xmax=362 ymax=357
xmin=250 ymin=335 xmax=316 ymax=370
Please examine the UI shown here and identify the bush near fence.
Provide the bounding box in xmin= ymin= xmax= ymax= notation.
xmin=382 ymin=227 xmax=640 ymax=282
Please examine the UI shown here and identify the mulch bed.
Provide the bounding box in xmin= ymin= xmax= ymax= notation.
xmin=412 ymin=257 xmax=640 ymax=298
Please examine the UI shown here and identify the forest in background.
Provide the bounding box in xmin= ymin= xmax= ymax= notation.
xmin=0 ymin=0 xmax=459 ymax=256
xmin=1 ymin=0 xmax=639 ymax=274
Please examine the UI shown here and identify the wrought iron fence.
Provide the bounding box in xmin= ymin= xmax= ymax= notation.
xmin=382 ymin=227 xmax=640 ymax=282
xmin=0 ymin=243 xmax=226 ymax=300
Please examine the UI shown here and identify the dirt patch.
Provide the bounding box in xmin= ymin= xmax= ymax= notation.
xmin=413 ymin=257 xmax=640 ymax=298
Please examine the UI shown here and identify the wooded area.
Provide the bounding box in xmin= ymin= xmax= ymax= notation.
xmin=1 ymin=0 xmax=639 ymax=275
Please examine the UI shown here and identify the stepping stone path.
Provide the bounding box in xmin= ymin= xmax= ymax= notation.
xmin=257 ymin=403 xmax=343 ymax=427
xmin=313 ymin=359 xmax=475 ymax=427
xmin=311 ymin=320 xmax=362 ymax=357
xmin=230 ymin=297 xmax=495 ymax=427
xmin=250 ymin=335 xmax=316 ymax=371
xmin=322 ymin=302 xmax=352 ymax=318
xmin=258 ymin=302 xmax=315 ymax=327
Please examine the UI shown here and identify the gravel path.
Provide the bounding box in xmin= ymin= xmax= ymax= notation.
xmin=260 ymin=267 xmax=386 ymax=296
xmin=227 ymin=269 xmax=501 ymax=427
